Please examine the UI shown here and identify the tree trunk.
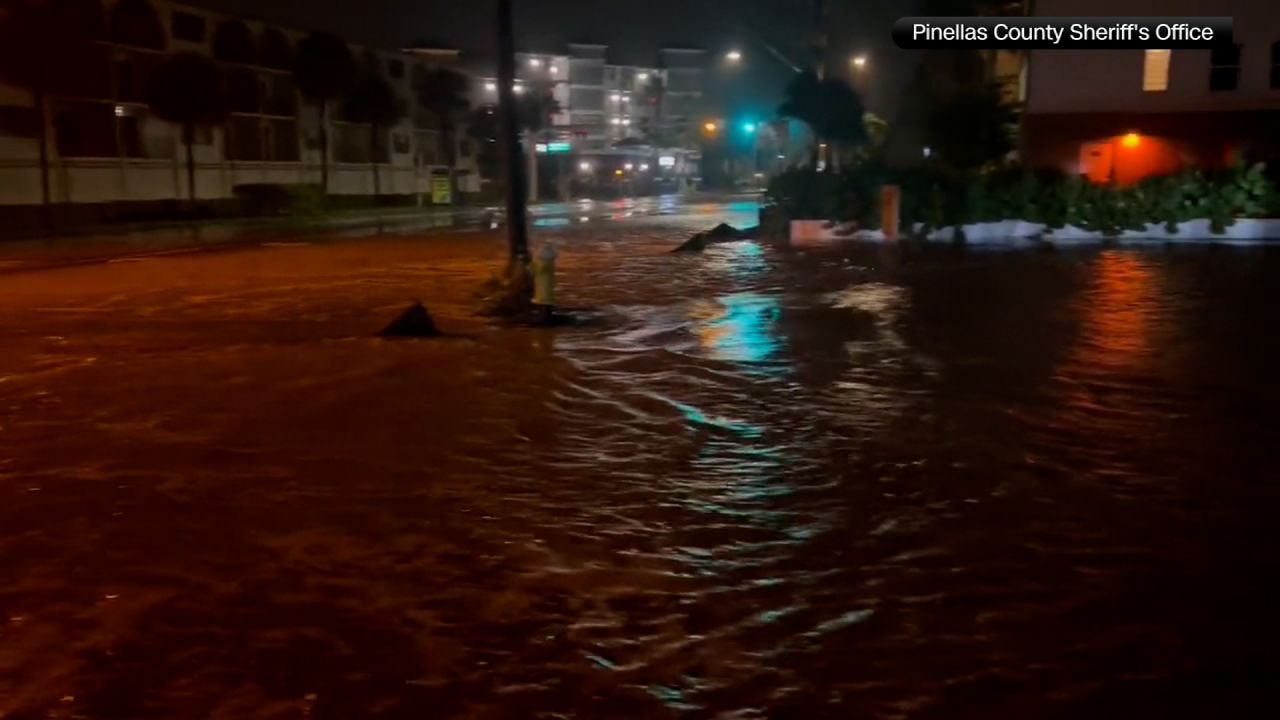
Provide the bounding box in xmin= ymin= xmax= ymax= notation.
xmin=319 ymin=100 xmax=330 ymax=194
xmin=183 ymin=123 xmax=196 ymax=208
xmin=443 ymin=120 xmax=457 ymax=203
xmin=34 ymin=85 xmax=51 ymax=228
xmin=496 ymin=0 xmax=529 ymax=266
xmin=369 ymin=123 xmax=381 ymax=200
xmin=525 ymin=129 xmax=538 ymax=203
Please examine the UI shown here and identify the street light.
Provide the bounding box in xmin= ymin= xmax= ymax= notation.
xmin=485 ymin=81 xmax=497 ymax=92
xmin=725 ymin=50 xmax=742 ymax=62
xmin=579 ymin=161 xmax=593 ymax=172
xmin=529 ymin=57 xmax=542 ymax=68
xmin=638 ymin=72 xmax=649 ymax=82
xmin=742 ymin=122 xmax=757 ymax=134
xmin=704 ymin=121 xmax=719 ymax=133
xmin=851 ymin=54 xmax=868 ymax=68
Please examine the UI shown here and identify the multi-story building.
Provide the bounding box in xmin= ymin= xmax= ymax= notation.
xmin=1024 ymin=0 xmax=1280 ymax=183
xmin=477 ymin=44 xmax=705 ymax=150
xmin=0 ymin=0 xmax=482 ymax=213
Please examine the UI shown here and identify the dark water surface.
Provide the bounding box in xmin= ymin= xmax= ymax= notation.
xmin=2 ymin=208 xmax=1279 ymax=718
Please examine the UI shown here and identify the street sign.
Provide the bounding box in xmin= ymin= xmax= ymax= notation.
xmin=431 ymin=176 xmax=451 ymax=205
xmin=541 ymin=142 xmax=571 ymax=154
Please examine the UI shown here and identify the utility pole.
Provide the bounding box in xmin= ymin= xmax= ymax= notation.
xmin=496 ymin=0 xmax=529 ymax=266
xmin=813 ymin=0 xmax=830 ymax=80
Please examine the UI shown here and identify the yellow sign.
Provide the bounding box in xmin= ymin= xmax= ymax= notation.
xmin=431 ymin=176 xmax=452 ymax=205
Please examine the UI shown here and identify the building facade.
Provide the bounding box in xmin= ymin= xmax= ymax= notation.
xmin=1025 ymin=0 xmax=1280 ymax=183
xmin=0 ymin=0 xmax=482 ymax=212
xmin=478 ymin=44 xmax=706 ymax=151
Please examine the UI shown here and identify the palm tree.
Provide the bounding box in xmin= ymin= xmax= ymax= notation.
xmin=0 ymin=0 xmax=102 ymax=221
xmin=516 ymin=84 xmax=561 ymax=201
xmin=147 ymin=52 xmax=228 ymax=206
xmin=343 ymin=65 xmax=406 ymax=199
xmin=413 ymin=67 xmax=471 ymax=200
xmin=778 ymin=70 xmax=868 ymax=170
xmin=292 ymin=32 xmax=356 ymax=194
xmin=926 ymin=83 xmax=1018 ymax=171
xmin=465 ymin=106 xmax=501 ymax=183
xmin=516 ymin=85 xmax=560 ymax=135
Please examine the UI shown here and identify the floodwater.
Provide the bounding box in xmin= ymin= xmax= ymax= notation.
xmin=2 ymin=203 xmax=1279 ymax=718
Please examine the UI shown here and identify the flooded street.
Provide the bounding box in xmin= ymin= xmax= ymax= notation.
xmin=2 ymin=202 xmax=1279 ymax=718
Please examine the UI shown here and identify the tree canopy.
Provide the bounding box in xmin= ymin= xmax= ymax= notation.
xmin=344 ymin=67 xmax=406 ymax=128
xmin=292 ymin=32 xmax=356 ymax=104
xmin=414 ymin=67 xmax=471 ymax=125
xmin=778 ymin=70 xmax=868 ymax=147
xmin=147 ymin=52 xmax=228 ymax=130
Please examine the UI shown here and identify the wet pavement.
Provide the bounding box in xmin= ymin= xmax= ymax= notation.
xmin=1 ymin=201 xmax=1279 ymax=718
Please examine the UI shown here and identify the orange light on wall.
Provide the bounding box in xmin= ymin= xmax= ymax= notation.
xmin=1121 ymin=132 xmax=1141 ymax=149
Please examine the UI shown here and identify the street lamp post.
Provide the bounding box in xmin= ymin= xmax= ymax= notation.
xmin=495 ymin=0 xmax=528 ymax=267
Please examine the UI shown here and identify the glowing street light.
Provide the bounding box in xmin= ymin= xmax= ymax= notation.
xmin=549 ymin=65 xmax=558 ymax=75
xmin=624 ymin=162 xmax=634 ymax=171
xmin=726 ymin=50 xmax=742 ymax=62
xmin=513 ymin=83 xmax=525 ymax=94
xmin=851 ymin=54 xmax=868 ymax=68
xmin=579 ymin=161 xmax=593 ymax=172
xmin=485 ymin=81 xmax=497 ymax=92
xmin=529 ymin=57 xmax=542 ymax=68
xmin=638 ymin=72 xmax=649 ymax=82
xmin=704 ymin=121 xmax=719 ymax=133
xmin=742 ymin=121 xmax=757 ymax=134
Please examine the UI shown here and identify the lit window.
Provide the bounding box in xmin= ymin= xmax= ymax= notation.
xmin=1142 ymin=49 xmax=1170 ymax=92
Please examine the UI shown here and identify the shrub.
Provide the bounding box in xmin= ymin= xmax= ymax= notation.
xmin=766 ymin=160 xmax=1278 ymax=237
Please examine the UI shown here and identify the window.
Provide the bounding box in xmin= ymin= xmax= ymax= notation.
xmin=114 ymin=59 xmax=141 ymax=102
xmin=225 ymin=116 xmax=263 ymax=160
xmin=388 ymin=60 xmax=405 ymax=79
xmin=259 ymin=29 xmax=293 ymax=70
xmin=1142 ymin=49 xmax=1171 ymax=91
xmin=1210 ymin=43 xmax=1241 ymax=92
xmin=0 ymin=106 xmax=39 ymax=138
xmin=109 ymin=0 xmax=166 ymax=50
xmin=1271 ymin=42 xmax=1280 ymax=89
xmin=213 ymin=20 xmax=256 ymax=64
xmin=171 ymin=11 xmax=205 ymax=42
xmin=262 ymin=74 xmax=297 ymax=116
xmin=266 ymin=119 xmax=299 ymax=161
xmin=54 ymin=101 xmax=117 ymax=157
xmin=226 ymin=68 xmax=260 ymax=113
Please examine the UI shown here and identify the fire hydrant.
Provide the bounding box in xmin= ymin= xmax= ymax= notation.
xmin=530 ymin=243 xmax=557 ymax=322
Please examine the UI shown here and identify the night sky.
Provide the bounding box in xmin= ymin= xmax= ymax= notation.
xmin=192 ymin=0 xmax=920 ymax=116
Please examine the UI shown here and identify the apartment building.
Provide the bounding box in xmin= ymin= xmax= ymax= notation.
xmin=0 ymin=0 xmax=482 ymax=211
xmin=477 ymin=44 xmax=706 ymax=150
xmin=1024 ymin=0 xmax=1280 ymax=183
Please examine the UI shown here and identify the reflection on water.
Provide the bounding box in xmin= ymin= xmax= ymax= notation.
xmin=690 ymin=293 xmax=783 ymax=366
xmin=2 ymin=225 xmax=1280 ymax=719
xmin=1072 ymin=249 xmax=1159 ymax=369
